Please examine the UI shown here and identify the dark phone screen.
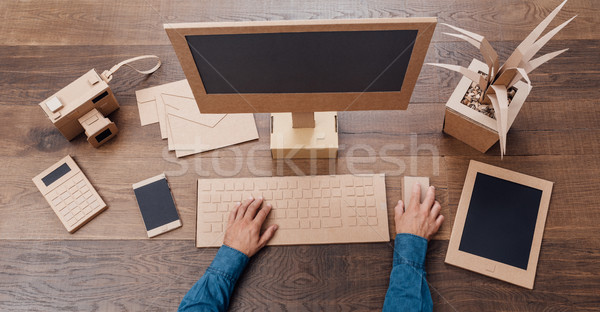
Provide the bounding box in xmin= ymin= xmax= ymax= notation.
xmin=133 ymin=178 xmax=180 ymax=231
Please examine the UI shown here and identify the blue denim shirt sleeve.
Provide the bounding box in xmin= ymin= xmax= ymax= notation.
xmin=178 ymin=245 xmax=249 ymax=312
xmin=382 ymin=234 xmax=433 ymax=312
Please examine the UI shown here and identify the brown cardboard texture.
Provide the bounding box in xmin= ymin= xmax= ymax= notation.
xmin=32 ymin=155 xmax=108 ymax=233
xmin=164 ymin=18 xmax=436 ymax=114
xmin=445 ymin=160 xmax=553 ymax=289
xmin=402 ymin=176 xmax=430 ymax=205
xmin=135 ymin=80 xmax=259 ymax=158
xmin=196 ymin=174 xmax=389 ymax=247
xmin=38 ymin=69 xmax=119 ymax=143
xmin=428 ymin=0 xmax=574 ymax=157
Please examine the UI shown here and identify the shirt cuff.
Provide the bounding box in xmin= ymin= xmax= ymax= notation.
xmin=393 ymin=233 xmax=428 ymax=269
xmin=207 ymin=245 xmax=250 ymax=283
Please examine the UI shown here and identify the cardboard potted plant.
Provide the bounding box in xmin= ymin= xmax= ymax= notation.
xmin=429 ymin=0 xmax=575 ymax=157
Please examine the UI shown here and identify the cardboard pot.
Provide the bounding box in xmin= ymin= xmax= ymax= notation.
xmin=443 ymin=59 xmax=530 ymax=153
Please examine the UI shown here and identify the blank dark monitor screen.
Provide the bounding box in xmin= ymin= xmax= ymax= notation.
xmin=42 ymin=163 xmax=71 ymax=186
xmin=459 ymin=173 xmax=542 ymax=270
xmin=133 ymin=178 xmax=180 ymax=231
xmin=185 ymin=30 xmax=418 ymax=94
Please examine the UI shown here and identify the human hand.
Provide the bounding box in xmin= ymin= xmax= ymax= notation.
xmin=223 ymin=197 xmax=279 ymax=257
xmin=394 ymin=183 xmax=444 ymax=240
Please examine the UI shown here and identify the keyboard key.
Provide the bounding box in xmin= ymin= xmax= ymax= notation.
xmin=257 ymin=181 xmax=268 ymax=190
xmin=268 ymin=181 xmax=277 ymax=190
xmin=311 ymin=220 xmax=321 ymax=229
xmin=367 ymin=208 xmax=377 ymax=217
xmin=278 ymin=219 xmax=300 ymax=229
xmin=357 ymin=208 xmax=367 ymax=217
xmin=357 ymin=198 xmax=366 ymax=207
xmin=367 ymin=197 xmax=376 ymax=207
xmin=356 ymin=187 xmax=364 ymax=196
xmin=203 ymin=213 xmax=221 ymax=222
xmin=322 ymin=219 xmax=342 ymax=228
xmin=298 ymin=209 xmax=309 ymax=218
xmin=244 ymin=182 xmax=254 ymax=191
xmin=199 ymin=223 xmax=212 ymax=233
xmin=311 ymin=180 xmax=320 ymax=189
xmin=214 ymin=182 xmax=225 ymax=191
xmin=225 ymin=182 xmax=234 ymax=191
xmin=300 ymin=220 xmax=310 ymax=229
xmin=273 ymin=191 xmax=283 ymax=200
xmin=320 ymin=208 xmax=330 ymax=217
xmin=201 ymin=183 xmax=211 ymax=191
xmin=303 ymin=190 xmax=312 ymax=198
xmin=235 ymin=182 xmax=243 ymax=191
xmin=309 ymin=199 xmax=319 ymax=208
xmin=283 ymin=190 xmax=293 ymax=199
xmin=310 ymin=208 xmax=319 ymax=217
xmin=272 ymin=210 xmax=286 ymax=219
xmin=347 ymin=217 xmax=357 ymax=226
xmin=313 ymin=190 xmax=321 ymax=198
xmin=288 ymin=209 xmax=298 ymax=218
xmin=278 ymin=181 xmax=287 ymax=189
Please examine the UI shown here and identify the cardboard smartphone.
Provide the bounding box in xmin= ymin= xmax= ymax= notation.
xmin=133 ymin=173 xmax=182 ymax=238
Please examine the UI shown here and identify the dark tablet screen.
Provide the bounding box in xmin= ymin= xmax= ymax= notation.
xmin=186 ymin=30 xmax=417 ymax=94
xmin=459 ymin=173 xmax=542 ymax=270
xmin=133 ymin=178 xmax=180 ymax=231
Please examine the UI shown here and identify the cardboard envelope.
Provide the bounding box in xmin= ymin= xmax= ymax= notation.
xmin=136 ymin=79 xmax=259 ymax=157
xmin=166 ymin=106 xmax=258 ymax=157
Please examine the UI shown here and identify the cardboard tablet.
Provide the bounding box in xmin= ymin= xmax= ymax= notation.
xmin=445 ymin=160 xmax=553 ymax=289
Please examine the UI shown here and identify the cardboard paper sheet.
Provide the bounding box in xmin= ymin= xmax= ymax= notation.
xmin=135 ymin=79 xmax=259 ymax=157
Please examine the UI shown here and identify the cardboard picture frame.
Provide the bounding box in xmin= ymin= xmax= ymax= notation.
xmin=164 ymin=18 xmax=436 ymax=114
xmin=445 ymin=160 xmax=553 ymax=289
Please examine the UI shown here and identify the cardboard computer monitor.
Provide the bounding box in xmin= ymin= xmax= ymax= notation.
xmin=165 ymin=18 xmax=436 ymax=158
xmin=39 ymin=69 xmax=119 ymax=147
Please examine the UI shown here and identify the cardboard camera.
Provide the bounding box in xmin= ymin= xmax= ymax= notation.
xmin=39 ymin=55 xmax=161 ymax=147
xmin=39 ymin=69 xmax=120 ymax=147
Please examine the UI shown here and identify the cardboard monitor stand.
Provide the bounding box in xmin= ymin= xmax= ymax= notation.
xmin=445 ymin=160 xmax=553 ymax=289
xmin=165 ymin=18 xmax=436 ymax=158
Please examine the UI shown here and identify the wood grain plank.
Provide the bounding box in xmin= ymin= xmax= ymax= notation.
xmin=0 ymin=239 xmax=598 ymax=311
xmin=445 ymin=155 xmax=600 ymax=240
xmin=0 ymin=155 xmax=449 ymax=240
xmin=0 ymin=0 xmax=594 ymax=46
xmin=1 ymin=40 xmax=598 ymax=107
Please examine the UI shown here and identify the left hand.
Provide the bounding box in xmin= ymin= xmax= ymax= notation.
xmin=223 ymin=197 xmax=279 ymax=257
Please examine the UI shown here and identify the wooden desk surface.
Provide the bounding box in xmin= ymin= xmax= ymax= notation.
xmin=1 ymin=0 xmax=599 ymax=310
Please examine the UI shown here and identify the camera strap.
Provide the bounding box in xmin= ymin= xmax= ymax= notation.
xmin=100 ymin=55 xmax=162 ymax=83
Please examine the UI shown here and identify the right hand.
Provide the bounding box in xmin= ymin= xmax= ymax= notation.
xmin=394 ymin=183 xmax=444 ymax=240
xmin=223 ymin=197 xmax=279 ymax=257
